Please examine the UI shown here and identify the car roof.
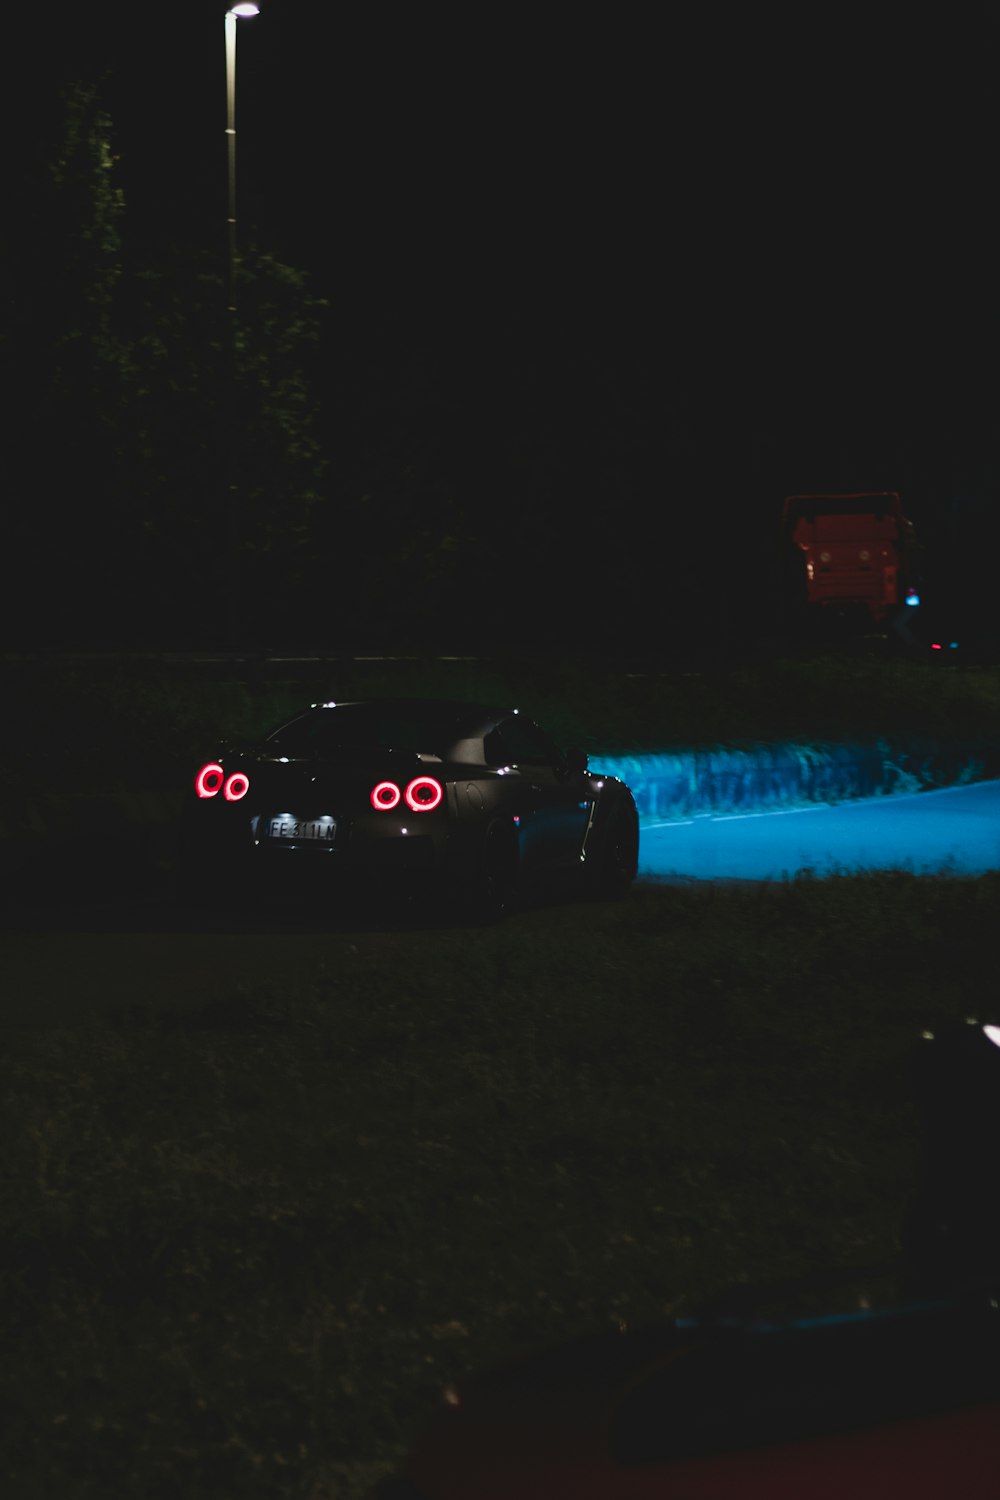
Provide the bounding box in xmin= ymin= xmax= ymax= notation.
xmin=307 ymin=697 xmax=513 ymax=712
xmin=302 ymin=698 xmax=516 ymax=729
xmin=266 ymin=698 xmax=524 ymax=760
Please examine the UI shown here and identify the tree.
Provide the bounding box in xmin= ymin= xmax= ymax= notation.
xmin=1 ymin=78 xmax=329 ymax=648
xmin=117 ymin=243 xmax=328 ymax=645
xmin=2 ymin=81 xmax=133 ymax=644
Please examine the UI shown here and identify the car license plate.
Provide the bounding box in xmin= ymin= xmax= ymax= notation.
xmin=267 ymin=817 xmax=337 ymax=841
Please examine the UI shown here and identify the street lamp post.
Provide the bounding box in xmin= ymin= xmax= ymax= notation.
xmin=225 ymin=3 xmax=259 ymax=314
xmin=223 ymin=2 xmax=258 ymax=648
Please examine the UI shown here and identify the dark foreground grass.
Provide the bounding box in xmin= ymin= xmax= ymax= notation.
xmin=4 ymin=872 xmax=999 ymax=1498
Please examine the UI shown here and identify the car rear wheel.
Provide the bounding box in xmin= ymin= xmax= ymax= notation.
xmin=590 ymin=806 xmax=639 ymax=900
xmin=466 ymin=822 xmax=518 ymax=924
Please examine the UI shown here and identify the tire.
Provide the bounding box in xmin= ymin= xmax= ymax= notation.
xmin=589 ymin=804 xmax=639 ymax=900
xmin=466 ymin=822 xmax=518 ymax=924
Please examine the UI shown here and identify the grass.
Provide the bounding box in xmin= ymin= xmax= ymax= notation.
xmin=5 ymin=871 xmax=1000 ymax=1499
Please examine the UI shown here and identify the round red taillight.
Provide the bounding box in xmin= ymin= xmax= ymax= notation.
xmin=371 ymin=781 xmax=401 ymax=810
xmin=405 ymin=776 xmax=443 ymax=812
xmin=195 ymin=763 xmax=225 ymax=799
xmin=224 ymin=772 xmax=250 ymax=802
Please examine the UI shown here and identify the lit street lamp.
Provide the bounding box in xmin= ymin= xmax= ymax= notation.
xmin=225 ymin=2 xmax=259 ymax=314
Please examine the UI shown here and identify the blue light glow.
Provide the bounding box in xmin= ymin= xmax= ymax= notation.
xmin=636 ymin=779 xmax=1000 ymax=880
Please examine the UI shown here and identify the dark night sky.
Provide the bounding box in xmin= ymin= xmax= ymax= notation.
xmin=10 ymin=2 xmax=1000 ymax=644
xmin=35 ymin=1 xmax=996 ymax=395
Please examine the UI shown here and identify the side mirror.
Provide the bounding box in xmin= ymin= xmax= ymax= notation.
xmin=565 ymin=747 xmax=588 ymax=775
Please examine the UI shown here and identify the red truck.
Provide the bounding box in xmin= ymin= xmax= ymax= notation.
xmin=783 ymin=490 xmax=920 ymax=627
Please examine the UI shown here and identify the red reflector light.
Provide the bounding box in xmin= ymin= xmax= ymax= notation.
xmin=195 ymin=763 xmax=225 ymax=798
xmin=371 ymin=781 xmax=401 ymax=810
xmin=224 ymin=772 xmax=250 ymax=801
xmin=405 ymin=776 xmax=443 ymax=811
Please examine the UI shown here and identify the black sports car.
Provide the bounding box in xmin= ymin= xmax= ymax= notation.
xmin=178 ymin=698 xmax=638 ymax=917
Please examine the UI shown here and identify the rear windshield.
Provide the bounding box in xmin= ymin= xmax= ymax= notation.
xmin=266 ymin=704 xmax=478 ymax=758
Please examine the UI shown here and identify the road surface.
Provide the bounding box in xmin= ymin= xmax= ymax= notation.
xmin=638 ymin=779 xmax=1000 ymax=882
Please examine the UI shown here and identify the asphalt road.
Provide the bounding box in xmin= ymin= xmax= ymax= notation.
xmin=639 ymin=779 xmax=1000 ymax=883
